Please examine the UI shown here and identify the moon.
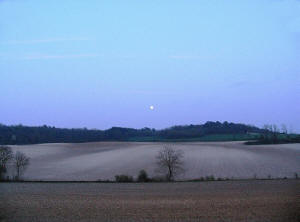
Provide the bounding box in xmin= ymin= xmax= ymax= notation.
xmin=149 ymin=105 xmax=154 ymax=110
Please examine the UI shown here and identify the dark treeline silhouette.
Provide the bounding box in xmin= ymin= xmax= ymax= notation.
xmin=159 ymin=121 xmax=261 ymax=139
xmin=0 ymin=121 xmax=266 ymax=145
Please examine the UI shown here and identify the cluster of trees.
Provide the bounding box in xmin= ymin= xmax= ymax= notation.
xmin=260 ymin=124 xmax=282 ymax=144
xmin=246 ymin=124 xmax=300 ymax=145
xmin=159 ymin=121 xmax=261 ymax=139
xmin=0 ymin=146 xmax=30 ymax=181
xmin=0 ymin=124 xmax=105 ymax=144
xmin=0 ymin=121 xmax=265 ymax=145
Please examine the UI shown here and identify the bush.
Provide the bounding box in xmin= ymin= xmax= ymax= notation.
xmin=115 ymin=174 xmax=133 ymax=183
xmin=137 ymin=170 xmax=149 ymax=182
xmin=149 ymin=176 xmax=166 ymax=182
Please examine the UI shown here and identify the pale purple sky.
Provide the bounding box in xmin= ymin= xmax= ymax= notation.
xmin=1 ymin=0 xmax=300 ymax=132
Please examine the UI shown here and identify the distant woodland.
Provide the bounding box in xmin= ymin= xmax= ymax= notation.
xmin=0 ymin=121 xmax=271 ymax=145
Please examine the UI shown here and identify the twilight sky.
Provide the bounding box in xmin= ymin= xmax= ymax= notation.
xmin=0 ymin=0 xmax=300 ymax=132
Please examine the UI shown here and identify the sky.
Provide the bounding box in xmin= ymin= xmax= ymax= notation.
xmin=0 ymin=0 xmax=300 ymax=132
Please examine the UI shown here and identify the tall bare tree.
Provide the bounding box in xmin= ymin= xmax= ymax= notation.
xmin=155 ymin=146 xmax=184 ymax=181
xmin=0 ymin=146 xmax=13 ymax=180
xmin=271 ymin=124 xmax=279 ymax=142
xmin=281 ymin=124 xmax=287 ymax=134
xmin=14 ymin=151 xmax=30 ymax=180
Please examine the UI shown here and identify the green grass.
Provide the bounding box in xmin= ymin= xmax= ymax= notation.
xmin=245 ymin=133 xmax=300 ymax=145
xmin=277 ymin=134 xmax=299 ymax=140
xmin=194 ymin=133 xmax=259 ymax=141
xmin=127 ymin=133 xmax=260 ymax=142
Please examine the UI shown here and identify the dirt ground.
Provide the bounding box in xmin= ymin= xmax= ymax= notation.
xmin=8 ymin=141 xmax=300 ymax=180
xmin=0 ymin=180 xmax=299 ymax=222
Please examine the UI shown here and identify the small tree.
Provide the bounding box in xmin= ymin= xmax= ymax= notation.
xmin=13 ymin=151 xmax=30 ymax=180
xmin=137 ymin=169 xmax=149 ymax=182
xmin=155 ymin=145 xmax=184 ymax=181
xmin=281 ymin=124 xmax=287 ymax=134
xmin=271 ymin=124 xmax=279 ymax=143
xmin=0 ymin=146 xmax=13 ymax=180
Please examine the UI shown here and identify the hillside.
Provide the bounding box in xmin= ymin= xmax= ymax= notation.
xmin=7 ymin=141 xmax=300 ymax=181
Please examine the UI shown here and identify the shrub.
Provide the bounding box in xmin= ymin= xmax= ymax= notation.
xmin=97 ymin=179 xmax=112 ymax=183
xmin=115 ymin=174 xmax=133 ymax=183
xmin=137 ymin=170 xmax=149 ymax=182
xmin=149 ymin=176 xmax=166 ymax=182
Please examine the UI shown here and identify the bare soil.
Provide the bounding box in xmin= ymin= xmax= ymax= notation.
xmin=0 ymin=180 xmax=299 ymax=222
xmin=8 ymin=141 xmax=300 ymax=180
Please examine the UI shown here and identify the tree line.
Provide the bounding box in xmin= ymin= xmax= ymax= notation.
xmin=0 ymin=121 xmax=265 ymax=145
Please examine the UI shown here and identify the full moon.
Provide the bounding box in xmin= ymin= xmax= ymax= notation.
xmin=149 ymin=105 xmax=154 ymax=110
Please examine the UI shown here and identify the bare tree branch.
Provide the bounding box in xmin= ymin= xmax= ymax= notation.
xmin=155 ymin=145 xmax=184 ymax=181
xmin=0 ymin=146 xmax=13 ymax=180
xmin=14 ymin=151 xmax=30 ymax=180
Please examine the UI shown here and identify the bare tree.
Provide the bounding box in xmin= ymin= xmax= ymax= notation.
xmin=155 ymin=146 xmax=184 ymax=181
xmin=271 ymin=124 xmax=279 ymax=142
xmin=262 ymin=124 xmax=280 ymax=143
xmin=0 ymin=146 xmax=13 ymax=180
xmin=263 ymin=124 xmax=272 ymax=138
xmin=281 ymin=124 xmax=287 ymax=134
xmin=272 ymin=124 xmax=279 ymax=133
xmin=14 ymin=151 xmax=30 ymax=180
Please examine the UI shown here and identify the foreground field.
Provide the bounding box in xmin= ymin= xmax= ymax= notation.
xmin=8 ymin=141 xmax=300 ymax=181
xmin=0 ymin=180 xmax=299 ymax=222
